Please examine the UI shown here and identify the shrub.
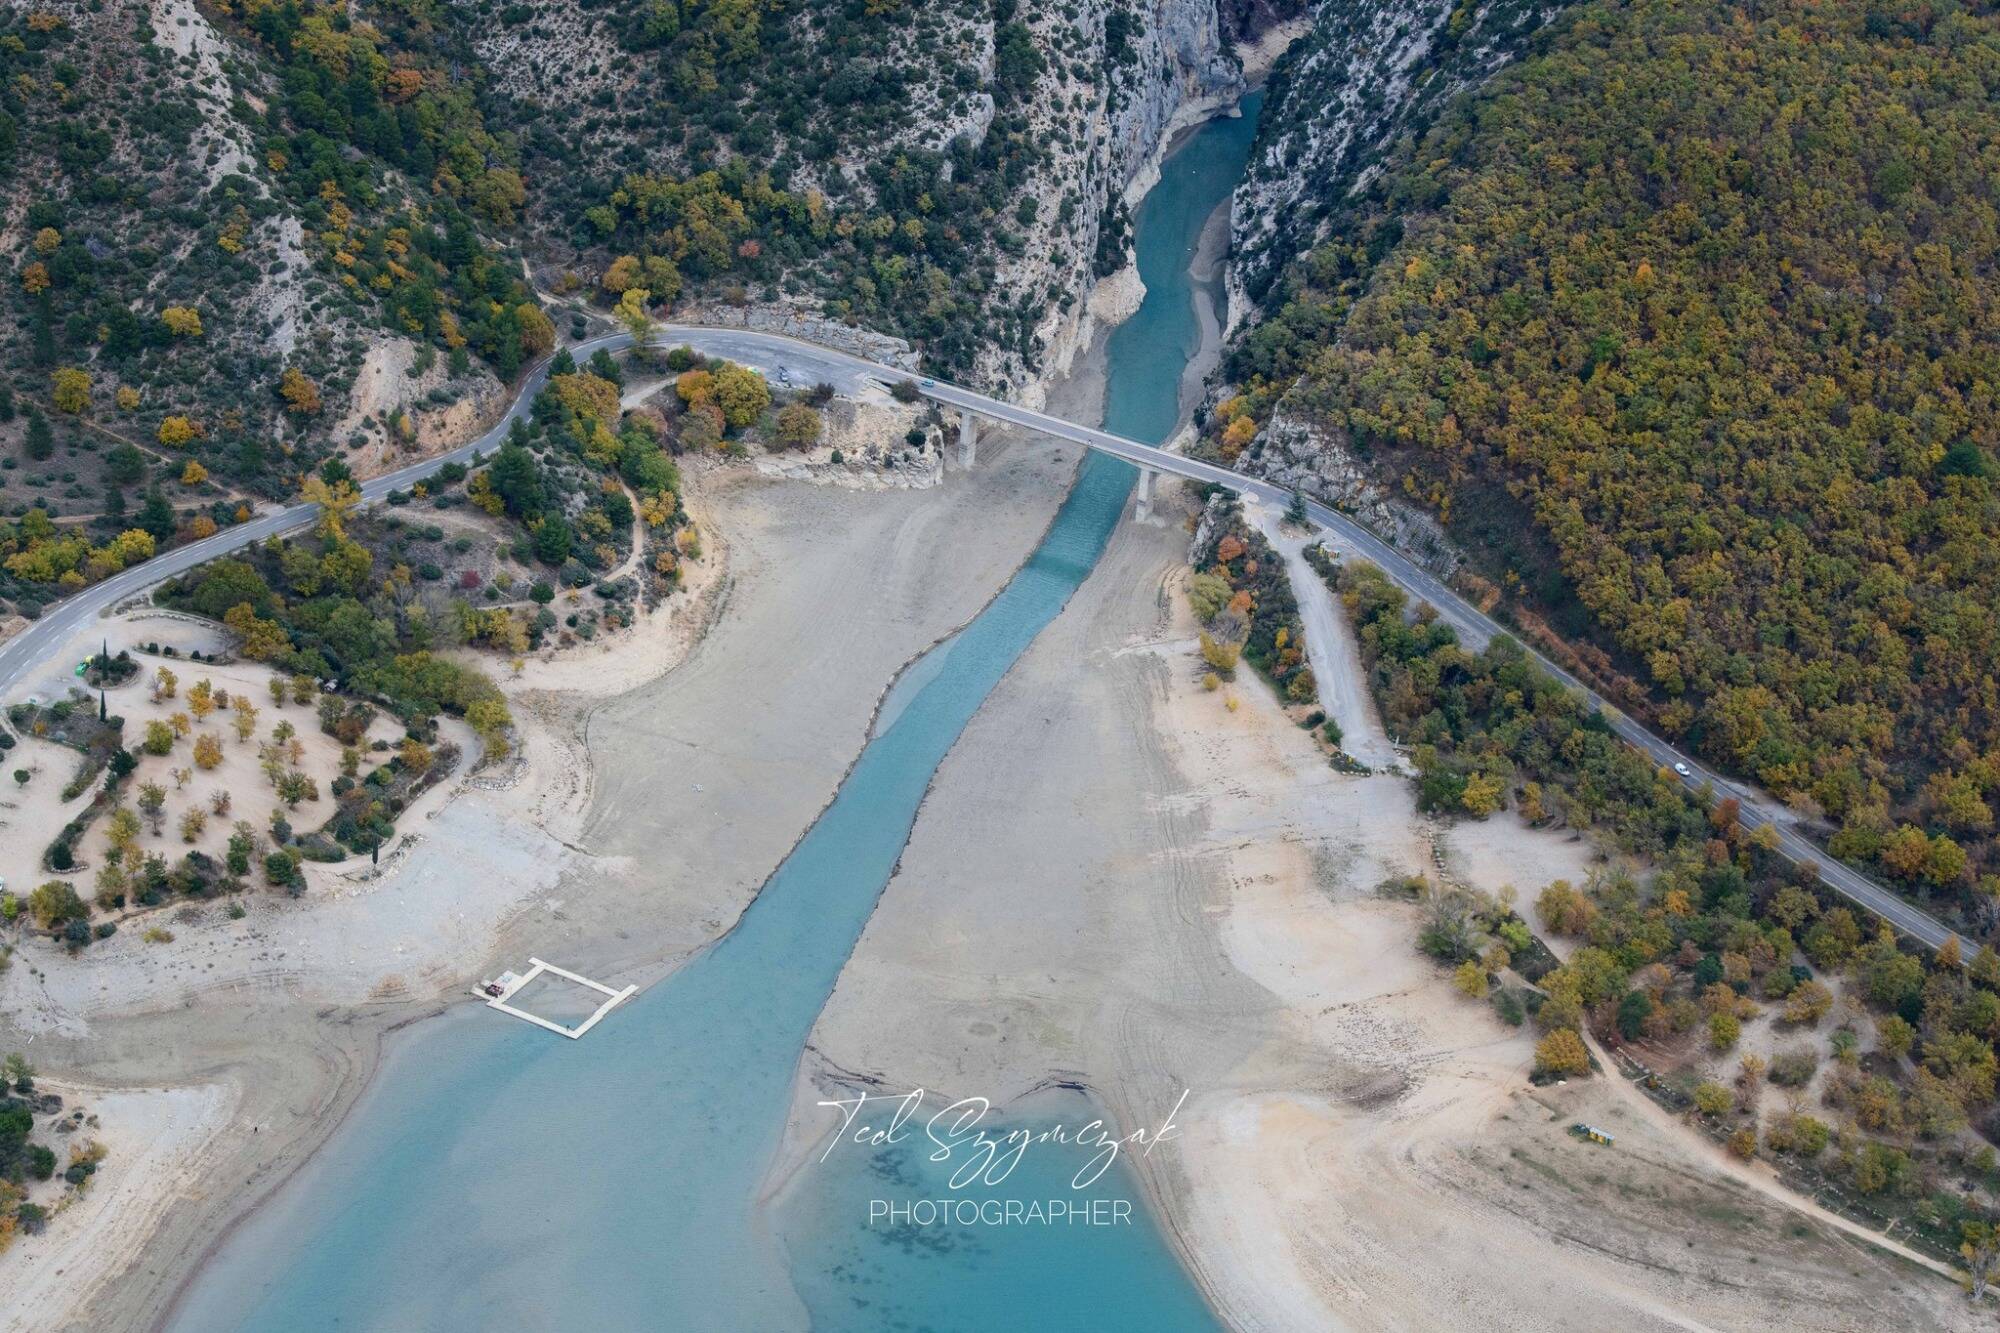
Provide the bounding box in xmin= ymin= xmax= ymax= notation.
xmin=1768 ymin=1048 xmax=1819 ymax=1088
xmin=1693 ymin=1081 xmax=1735 ymax=1116
xmin=27 ymin=880 xmax=87 ymax=929
xmin=1533 ymin=1028 xmax=1589 ymax=1077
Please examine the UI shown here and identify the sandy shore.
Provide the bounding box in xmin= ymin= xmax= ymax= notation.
xmin=0 ymin=1079 xmax=235 ymax=1333
xmin=789 ymin=467 xmax=1978 ymax=1330
xmin=0 ymin=411 xmax=1083 ymax=1330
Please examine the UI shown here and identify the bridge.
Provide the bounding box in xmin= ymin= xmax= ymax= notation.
xmin=0 ymin=325 xmax=1958 ymax=952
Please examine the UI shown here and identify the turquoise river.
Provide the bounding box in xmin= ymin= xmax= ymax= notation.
xmin=170 ymin=93 xmax=1263 ymax=1333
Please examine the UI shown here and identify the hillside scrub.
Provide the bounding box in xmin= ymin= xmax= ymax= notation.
xmin=1335 ymin=546 xmax=2000 ymax=1261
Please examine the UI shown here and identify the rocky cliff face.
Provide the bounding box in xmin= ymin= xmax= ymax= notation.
xmin=468 ymin=0 xmax=1273 ymax=400
xmin=1228 ymin=0 xmax=1574 ymax=312
xmin=992 ymin=0 xmax=1248 ymax=403
xmin=1243 ymin=408 xmax=1462 ymax=577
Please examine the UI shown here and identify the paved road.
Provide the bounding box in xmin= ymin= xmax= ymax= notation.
xmin=0 ymin=325 xmax=1957 ymax=951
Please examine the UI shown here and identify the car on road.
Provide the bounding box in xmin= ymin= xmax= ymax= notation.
xmin=1673 ymin=762 xmax=1691 ymax=777
xmin=776 ymin=367 xmax=791 ymax=386
xmin=920 ymin=377 xmax=936 ymax=388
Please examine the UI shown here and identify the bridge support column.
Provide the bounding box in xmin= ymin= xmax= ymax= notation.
xmin=957 ymin=409 xmax=977 ymax=469
xmin=1134 ymin=467 xmax=1156 ymax=522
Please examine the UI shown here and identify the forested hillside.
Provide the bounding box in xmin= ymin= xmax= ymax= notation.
xmin=1227 ymin=0 xmax=2000 ymax=908
xmin=0 ymin=0 xmax=1251 ymax=626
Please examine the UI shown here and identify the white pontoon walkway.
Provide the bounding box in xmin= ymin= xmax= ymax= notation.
xmin=476 ymin=957 xmax=637 ymax=1039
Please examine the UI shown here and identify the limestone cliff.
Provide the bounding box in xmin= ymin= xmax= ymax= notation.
xmin=991 ymin=0 xmax=1248 ymax=404
xmin=1213 ymin=0 xmax=1577 ymax=577
xmin=1229 ymin=0 xmax=1575 ymax=313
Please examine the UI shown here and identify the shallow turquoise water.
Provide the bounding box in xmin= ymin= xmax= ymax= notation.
xmin=171 ymin=95 xmax=1260 ymax=1333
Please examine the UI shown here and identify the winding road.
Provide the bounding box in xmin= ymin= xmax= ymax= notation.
xmin=0 ymin=324 xmax=1958 ymax=951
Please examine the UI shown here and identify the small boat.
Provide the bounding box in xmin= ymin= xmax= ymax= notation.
xmin=473 ymin=970 xmax=523 ymax=1000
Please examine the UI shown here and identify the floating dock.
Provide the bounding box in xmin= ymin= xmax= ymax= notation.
xmin=474 ymin=957 xmax=637 ymax=1039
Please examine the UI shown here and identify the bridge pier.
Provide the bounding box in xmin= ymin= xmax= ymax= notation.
xmin=1134 ymin=467 xmax=1156 ymax=522
xmin=957 ymin=409 xmax=977 ymax=469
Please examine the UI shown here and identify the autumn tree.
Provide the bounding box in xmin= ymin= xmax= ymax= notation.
xmin=516 ymin=303 xmax=556 ymax=358
xmin=1534 ymin=1028 xmax=1589 ymax=1078
xmin=97 ymin=796 xmax=138 ymax=851
xmin=676 ymin=368 xmax=716 ymax=407
xmin=50 ymin=367 xmax=89 ymax=414
xmin=300 ymin=475 xmax=362 ymax=541
xmin=1782 ymin=980 xmax=1833 ymax=1026
xmin=712 ymin=363 xmax=770 ymax=429
xmin=774 ymin=402 xmax=823 ymax=448
xmin=1693 ymin=1081 xmax=1735 ymax=1117
xmin=1962 ymin=1220 xmax=2000 ymax=1301
xmin=137 ymin=781 xmax=168 ymax=833
xmin=279 ymin=367 xmax=322 ymax=416
xmin=160 ymin=306 xmax=204 ymax=337
xmin=27 ymin=881 xmax=86 ymax=930
xmin=613 ymin=286 xmax=655 ymax=346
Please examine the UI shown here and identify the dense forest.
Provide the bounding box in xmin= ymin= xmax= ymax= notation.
xmin=1230 ymin=0 xmax=2000 ymax=909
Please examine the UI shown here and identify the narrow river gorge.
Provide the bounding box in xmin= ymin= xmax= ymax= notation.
xmin=167 ymin=96 xmax=1264 ymax=1333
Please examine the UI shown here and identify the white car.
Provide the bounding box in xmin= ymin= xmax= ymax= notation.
xmin=1673 ymin=762 xmax=1691 ymax=777
xmin=920 ymin=377 xmax=936 ymax=388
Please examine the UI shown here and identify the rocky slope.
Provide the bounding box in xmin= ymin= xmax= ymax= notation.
xmin=1197 ymin=0 xmax=1576 ymax=577
xmin=462 ymin=0 xmax=1271 ymax=394
xmin=1229 ymin=0 xmax=1574 ymax=311
xmin=3 ymin=0 xmax=1288 ymax=484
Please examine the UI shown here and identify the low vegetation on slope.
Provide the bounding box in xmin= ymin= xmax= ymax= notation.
xmin=1230 ymin=0 xmax=2000 ymax=910
xmin=1 ymin=1 xmax=538 ymax=488
xmin=1330 ymin=551 xmax=2000 ymax=1267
